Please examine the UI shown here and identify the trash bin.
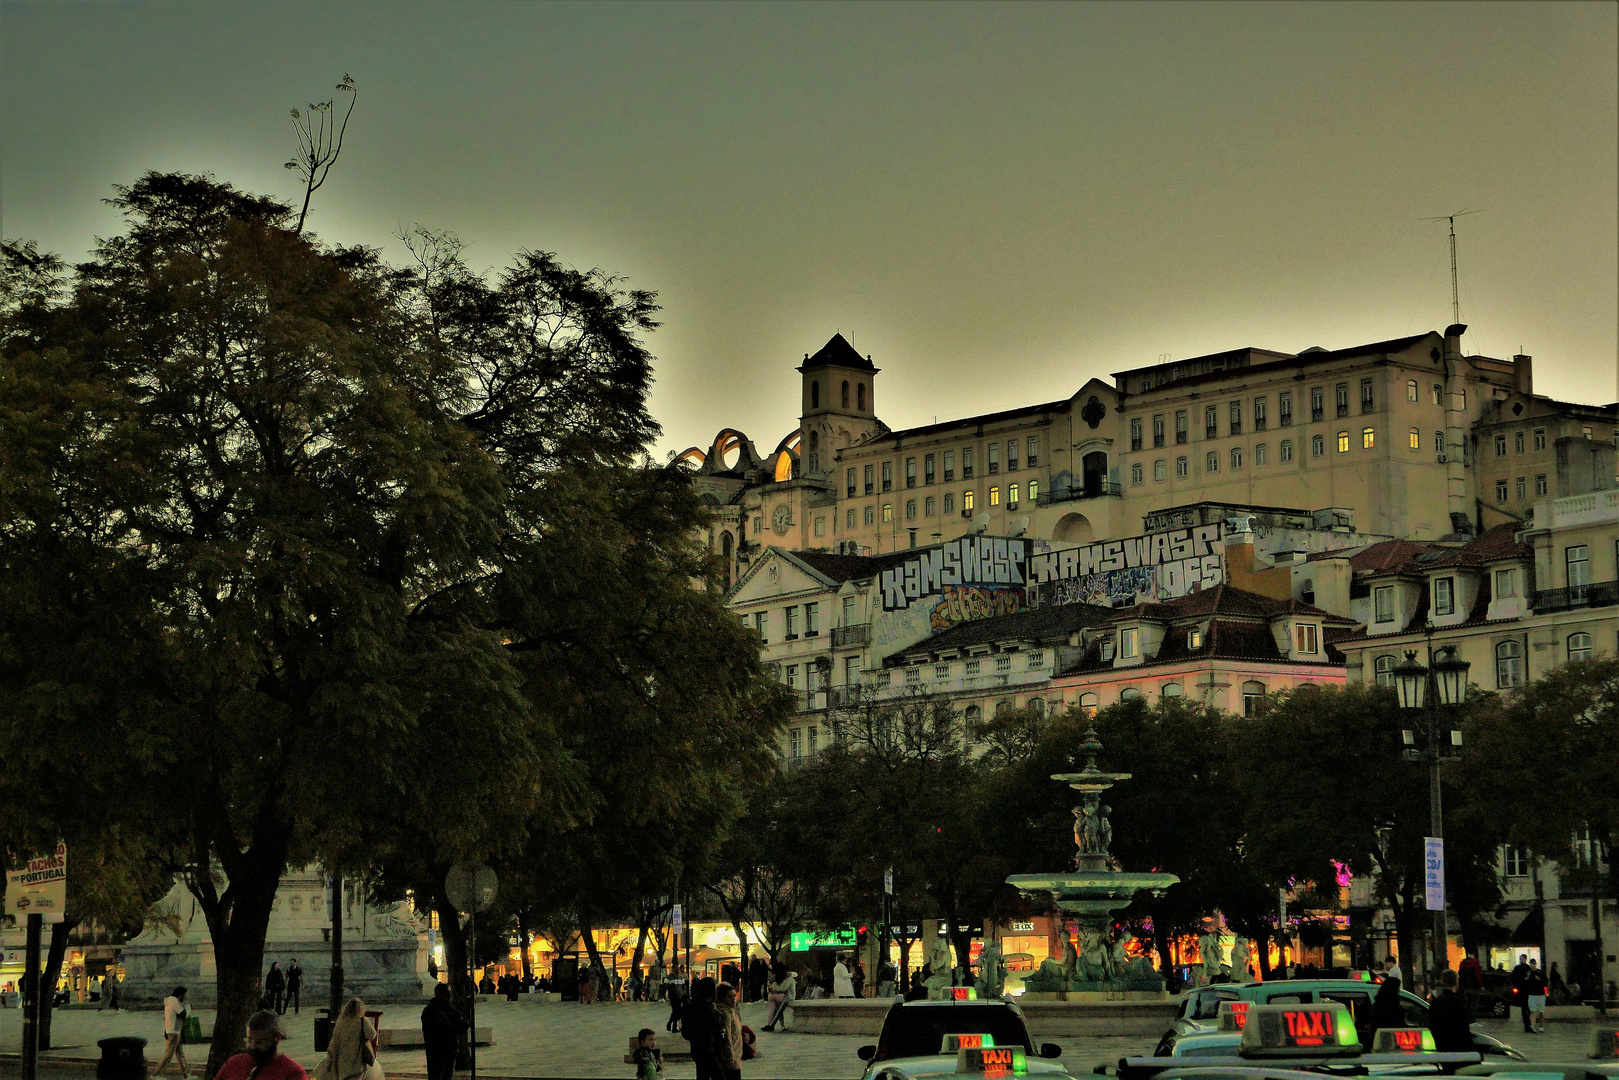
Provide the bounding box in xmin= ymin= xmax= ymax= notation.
xmin=314 ymin=1009 xmax=333 ymax=1053
xmin=96 ymin=1036 xmax=148 ymax=1080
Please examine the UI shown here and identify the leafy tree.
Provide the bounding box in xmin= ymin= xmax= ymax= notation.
xmin=284 ymin=75 xmax=357 ymax=234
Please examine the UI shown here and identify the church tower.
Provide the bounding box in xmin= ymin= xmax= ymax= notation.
xmin=798 ymin=333 xmax=881 ymax=477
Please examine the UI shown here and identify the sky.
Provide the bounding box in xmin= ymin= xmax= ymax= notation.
xmin=3 ymin=2 xmax=1615 ymax=460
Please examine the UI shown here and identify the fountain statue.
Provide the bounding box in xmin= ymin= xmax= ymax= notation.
xmin=1007 ymin=725 xmax=1178 ymax=996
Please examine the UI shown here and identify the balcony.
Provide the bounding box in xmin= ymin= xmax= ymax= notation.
xmin=1037 ymin=480 xmax=1122 ymax=507
xmin=1534 ymin=581 xmax=1619 ymax=613
xmin=832 ymin=625 xmax=869 ymax=648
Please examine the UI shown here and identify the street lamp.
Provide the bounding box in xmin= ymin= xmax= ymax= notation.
xmin=1394 ymin=642 xmax=1470 ymax=996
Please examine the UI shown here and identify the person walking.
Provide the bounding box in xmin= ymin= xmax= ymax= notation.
xmin=1428 ymin=970 xmax=1472 ymax=1052
xmin=833 ymin=954 xmax=854 ymax=998
xmin=761 ymin=962 xmax=796 ymax=1032
xmin=683 ymin=978 xmax=721 ymax=1080
xmin=665 ymin=971 xmax=686 ymax=1034
xmin=1510 ymin=953 xmax=1534 ymax=1034
xmin=215 ymin=1009 xmax=309 ymax=1080
xmin=314 ymin=997 xmax=377 ymax=1080
xmin=154 ymin=986 xmax=192 ymax=1079
xmin=1458 ymin=951 xmax=1483 ymax=1020
xmin=1365 ymin=974 xmax=1404 ymax=1049
xmin=715 ymin=984 xmax=743 ymax=1080
xmin=101 ymin=972 xmax=118 ymax=1010
xmin=286 ymin=960 xmax=304 ymax=1014
xmin=1526 ymin=959 xmax=1548 ymax=1032
xmin=1549 ymin=962 xmax=1568 ymax=1005
xmin=266 ymin=962 xmax=287 ymax=1015
xmin=421 ymin=982 xmax=467 ymax=1080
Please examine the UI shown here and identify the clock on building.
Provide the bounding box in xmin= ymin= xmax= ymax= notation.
xmin=772 ymin=505 xmax=792 ymax=535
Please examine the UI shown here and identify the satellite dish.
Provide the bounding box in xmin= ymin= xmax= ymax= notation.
xmin=971 ymin=513 xmax=990 ymax=535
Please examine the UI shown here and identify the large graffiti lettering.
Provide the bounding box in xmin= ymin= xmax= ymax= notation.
xmin=928 ymin=586 xmax=1027 ymax=632
xmin=881 ymin=536 xmax=1030 ymax=611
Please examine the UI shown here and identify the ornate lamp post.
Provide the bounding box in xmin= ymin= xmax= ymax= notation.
xmin=1394 ymin=642 xmax=1470 ymax=994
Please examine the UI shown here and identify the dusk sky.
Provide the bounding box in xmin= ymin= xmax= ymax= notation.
xmin=4 ymin=2 xmax=1615 ymax=461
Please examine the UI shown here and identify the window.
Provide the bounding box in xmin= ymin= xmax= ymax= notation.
xmin=905 ymin=457 xmax=917 ymax=488
xmin=963 ymin=704 xmax=981 ymax=722
xmin=1120 ymin=687 xmax=1141 ymax=701
xmin=1187 ymin=627 xmax=1203 ymax=649
xmin=1496 ymin=479 xmax=1508 ymax=502
xmin=963 ymin=490 xmax=974 ymax=511
xmin=789 ymin=727 xmax=802 ymax=760
xmin=1295 ymin=623 xmax=1318 ymax=654
xmin=1362 ymin=427 xmax=1375 ymax=449
xmin=1514 ymin=431 xmax=1524 ymax=453
xmin=882 ymin=461 xmax=893 ymax=492
xmin=1008 ymin=483 xmax=1020 ymax=507
xmin=807 ymin=724 xmax=818 ymax=755
xmin=1375 ymin=655 xmax=1397 ymax=687
xmin=841 ymin=380 xmax=850 ymax=408
xmin=1409 ymin=427 xmax=1420 ymax=450
xmin=995 ymin=655 xmax=1012 ymax=673
xmin=943 ymin=492 xmax=955 ymax=514
xmin=1176 ymin=456 xmax=1189 ymax=478
xmin=1503 ymin=847 xmax=1530 ymax=877
xmin=924 ymin=496 xmax=935 ymax=516
xmin=1242 ymin=681 xmax=1266 ymax=715
xmin=1205 ymin=451 xmax=1220 ymax=473
xmin=1120 ymin=628 xmax=1139 ymax=658
xmin=924 ymin=453 xmax=935 ymax=485
xmin=1433 ymin=577 xmax=1455 ymax=616
xmin=1566 ymin=545 xmax=1590 ymax=598
xmin=814 ymin=516 xmax=825 ymax=537
xmin=1374 ymin=585 xmax=1395 ymax=623
xmin=753 ymin=515 xmax=763 ymax=534
xmin=1100 ymin=638 xmax=1115 ymax=661
xmin=857 ymin=383 xmax=865 ymax=410
xmin=1432 ymin=383 xmax=1442 ymax=406
xmin=1279 ymin=391 xmax=1293 ymax=426
xmin=1028 ymin=480 xmax=1039 ymax=501
xmin=988 ymin=486 xmax=1000 ymax=506
xmin=1337 ymin=431 xmax=1350 ymax=453
xmin=1407 ymin=379 xmax=1419 ymax=402
xmin=1515 ymin=476 xmax=1526 ymax=500
xmin=804 ymin=602 xmax=820 ymax=636
xmin=965 ymin=658 xmax=981 ymax=676
xmin=934 ymin=663 xmax=950 ymax=681
xmin=943 ymin=451 xmax=955 ymax=481
xmin=1253 ymin=397 xmax=1267 ymax=431
xmin=1229 ymin=400 xmax=1242 ymax=435
xmin=1311 ymin=434 xmax=1325 ymax=456
xmin=1078 ymin=692 xmax=1099 ymax=716
xmin=962 ymin=448 xmax=974 ymax=479
xmin=1583 ymin=425 xmax=1594 ymax=440
xmin=1568 ymin=633 xmax=1593 ymax=661
xmin=1027 ymin=435 xmax=1039 ymax=466
xmin=1154 ymin=459 xmax=1167 ymax=481
xmin=846 ymin=467 xmax=857 ymax=497
xmin=1360 ymin=378 xmax=1374 ymax=413
xmin=1161 ymin=682 xmax=1183 ymax=698
xmin=843 ymin=655 xmax=858 ymax=685
xmin=1492 ymin=568 xmax=1517 ymax=598
xmin=1152 ymin=414 xmax=1165 ymax=447
xmin=1533 ymin=428 xmax=1546 ymax=450
xmin=785 ymin=607 xmax=799 ymax=638
xmin=987 ymin=444 xmax=1000 ymax=474
xmin=1007 ymin=439 xmax=1019 ymax=471
xmin=1335 ymin=383 xmax=1349 ymax=417
xmin=1279 ymin=439 xmax=1293 ymax=463
xmin=863 ymin=505 xmax=874 ymax=525
xmin=1494 ymin=433 xmax=1507 ymax=456
xmin=1205 ymin=405 xmax=1219 ymax=439
xmin=754 ymin=612 xmax=769 ymax=641
xmin=882 ymin=503 xmax=893 ymax=523
xmin=1175 ymin=410 xmax=1188 ymax=444
xmin=842 ymin=596 xmax=856 ymax=626
xmin=1310 ymin=387 xmax=1324 ymax=421
xmin=1131 ymin=462 xmax=1144 ymax=485
xmin=1434 ymin=431 xmax=1444 ymax=454
xmin=1230 ymin=446 xmax=1243 ymax=469
xmin=1535 ymin=474 xmax=1547 ymax=496
xmin=904 ymin=499 xmax=916 ymax=520
xmin=1130 ymin=418 xmax=1143 ymax=451
xmin=1495 ymin=639 xmax=1524 ymax=688
xmin=864 ymin=464 xmax=874 ymax=495
xmin=810 ymin=381 xmax=819 ymax=409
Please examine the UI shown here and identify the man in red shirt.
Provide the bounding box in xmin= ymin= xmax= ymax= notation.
xmin=215 ymin=1010 xmax=309 ymax=1080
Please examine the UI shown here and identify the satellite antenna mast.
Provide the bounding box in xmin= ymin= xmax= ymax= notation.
xmin=1421 ymin=209 xmax=1485 ymax=324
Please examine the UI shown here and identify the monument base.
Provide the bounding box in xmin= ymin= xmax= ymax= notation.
xmin=119 ymin=939 xmax=424 ymax=1006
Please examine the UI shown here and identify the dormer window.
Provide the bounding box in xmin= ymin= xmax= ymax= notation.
xmin=1433 ymin=577 xmax=1455 ymax=616
xmin=1120 ymin=628 xmax=1139 ymax=659
xmin=1494 ymin=568 xmax=1517 ymax=598
xmin=1294 ymin=623 xmax=1319 ymax=654
xmin=1374 ymin=584 xmax=1395 ymax=623
xmin=1187 ymin=627 xmax=1203 ymax=649
xmin=1100 ymin=639 xmax=1115 ymax=661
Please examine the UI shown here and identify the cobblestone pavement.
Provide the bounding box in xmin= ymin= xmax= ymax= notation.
xmin=0 ymin=1002 xmax=1598 ymax=1079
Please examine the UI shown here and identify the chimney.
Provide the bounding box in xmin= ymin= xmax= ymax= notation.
xmin=1513 ymin=353 xmax=1533 ymax=396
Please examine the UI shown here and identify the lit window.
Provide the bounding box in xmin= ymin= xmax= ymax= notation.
xmin=1362 ymin=427 xmax=1374 ymax=449
xmin=1176 ymin=456 xmax=1189 ymax=478
xmin=1495 ymin=639 xmax=1524 ymax=688
xmin=1028 ymin=480 xmax=1039 ymax=501
xmin=1434 ymin=577 xmax=1455 ymax=616
xmin=1409 ymin=427 xmax=1420 ymax=450
xmin=1230 ymin=446 xmax=1243 ymax=469
xmin=963 ymin=490 xmax=975 ymax=511
xmin=1374 ymin=655 xmax=1396 ymax=687
xmin=1008 ymin=483 xmax=1020 ymax=507
xmin=1568 ymin=633 xmax=1593 ymax=662
xmin=1154 ymin=459 xmax=1167 ymax=481
xmin=1294 ymin=623 xmax=1318 ymax=654
xmin=1337 ymin=431 xmax=1350 ymax=453
xmin=1120 ymin=628 xmax=1139 ymax=658
xmin=1407 ymin=380 xmax=1418 ymax=402
xmin=1279 ymin=440 xmax=1293 ymax=463
xmin=882 ymin=503 xmax=893 ymax=523
xmin=1312 ymin=434 xmax=1325 ymax=457
xmin=1078 ymin=692 xmax=1099 ymax=716
xmin=1187 ymin=627 xmax=1203 ymax=649
xmin=1374 ymin=585 xmax=1395 ymax=623
xmin=1205 ymin=452 xmax=1220 ymax=473
xmin=989 ymin=486 xmax=1000 ymax=506
xmin=1255 ymin=443 xmax=1267 ymax=466
xmin=1131 ymin=462 xmax=1144 ymax=485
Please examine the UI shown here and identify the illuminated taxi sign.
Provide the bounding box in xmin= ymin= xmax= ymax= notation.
xmin=1372 ymin=1028 xmax=1435 ymax=1054
xmin=1216 ymin=1001 xmax=1250 ymax=1033
xmin=957 ymin=1045 xmax=1025 ymax=1076
xmin=1239 ymin=1004 xmax=1359 ymax=1057
xmin=1590 ymin=1028 xmax=1619 ymax=1059
xmin=945 ymin=987 xmax=979 ymax=1001
xmin=943 ymin=1034 xmax=995 ymax=1053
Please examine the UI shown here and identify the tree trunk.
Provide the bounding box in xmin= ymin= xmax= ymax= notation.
xmin=200 ymin=861 xmax=283 ymax=1079
xmin=1151 ymin=917 xmax=1175 ymax=989
xmin=431 ymin=888 xmax=474 ymax=1071
xmin=1254 ymin=929 xmax=1273 ymax=979
xmin=515 ymin=912 xmax=532 ymax=982
xmin=38 ymin=918 xmax=77 ymax=1050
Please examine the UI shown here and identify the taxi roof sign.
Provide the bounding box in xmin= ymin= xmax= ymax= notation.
xmin=1239 ymin=1004 xmax=1360 ymax=1058
xmin=943 ymin=1034 xmax=995 ymax=1054
xmin=1590 ymin=1027 xmax=1619 ymax=1059
xmin=1372 ymin=1027 xmax=1435 ymax=1054
xmin=957 ymin=1045 xmax=1025 ymax=1076
xmin=1216 ymin=1000 xmax=1251 ymax=1033
xmin=945 ymin=987 xmax=979 ymax=1001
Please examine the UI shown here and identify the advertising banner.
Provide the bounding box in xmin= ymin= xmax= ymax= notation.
xmin=1424 ymin=837 xmax=1445 ymax=911
xmin=4 ymin=842 xmax=67 ymax=921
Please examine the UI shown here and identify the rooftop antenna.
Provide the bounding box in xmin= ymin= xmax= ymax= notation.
xmin=1420 ymin=209 xmax=1484 ymax=324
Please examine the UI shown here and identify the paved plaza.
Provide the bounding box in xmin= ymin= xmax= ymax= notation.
xmin=0 ymin=1001 xmax=1603 ymax=1080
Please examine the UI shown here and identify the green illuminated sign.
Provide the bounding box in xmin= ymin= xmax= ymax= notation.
xmin=790 ymin=929 xmax=857 ymax=950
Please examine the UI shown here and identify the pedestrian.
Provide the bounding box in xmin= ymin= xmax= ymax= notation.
xmin=852 ymin=960 xmax=866 ymax=999
xmin=1526 ymin=959 xmax=1548 ymax=1032
xmin=214 ymin=1009 xmax=309 ymax=1080
xmin=665 ymin=971 xmax=686 ymax=1033
xmin=878 ymin=959 xmax=897 ymax=999
xmin=1458 ymin=951 xmax=1483 ymax=1020
xmin=1510 ymin=952 xmax=1533 ymax=1033
xmin=1382 ymin=956 xmax=1404 ymax=986
xmin=683 ymin=978 xmax=722 ymax=1080
xmin=1549 ymin=962 xmax=1568 ymax=1005
xmin=761 ymin=962 xmax=796 ymax=1032
xmin=833 ymin=954 xmax=854 ymax=998
xmin=715 ymin=983 xmax=743 ymax=1080
xmin=421 ymin=982 xmax=467 ymax=1080
xmin=630 ymin=1028 xmax=664 ymax=1080
xmin=1365 ymin=973 xmax=1404 ymax=1048
xmin=154 ymin=986 xmax=192 ymax=1079
xmin=314 ymin=997 xmax=378 ymax=1080
xmin=1428 ymin=970 xmax=1471 ymax=1052
xmin=747 ymin=956 xmax=768 ymax=1003
xmin=649 ymin=957 xmax=667 ymax=1001
xmin=287 ymin=960 xmax=304 ymax=1014
xmin=101 ymin=972 xmax=119 ymax=1010
xmin=266 ymin=962 xmax=287 ymax=1014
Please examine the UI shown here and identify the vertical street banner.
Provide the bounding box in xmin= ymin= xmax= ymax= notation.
xmin=671 ymin=903 xmax=683 ymax=937
xmin=4 ymin=842 xmax=67 ymax=921
xmin=1424 ymin=837 xmax=1445 ymax=911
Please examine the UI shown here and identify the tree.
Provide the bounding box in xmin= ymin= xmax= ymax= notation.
xmin=284 ymin=75 xmax=357 ymax=234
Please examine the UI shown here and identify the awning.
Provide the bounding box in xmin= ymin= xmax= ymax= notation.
xmin=1509 ymin=905 xmax=1543 ymax=946
xmin=687 ymin=947 xmax=739 ymax=966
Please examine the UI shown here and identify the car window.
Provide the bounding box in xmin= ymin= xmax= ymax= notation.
xmin=877 ymin=1006 xmax=1034 ymax=1060
xmin=1261 ymin=992 xmax=1308 ymax=1004
xmin=1319 ymin=992 xmax=1371 ymax=1041
xmin=1400 ymin=995 xmax=1426 ymax=1027
xmin=1190 ymin=989 xmax=1240 ymax=1019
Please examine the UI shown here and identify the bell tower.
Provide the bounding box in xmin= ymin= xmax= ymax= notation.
xmin=798 ymin=333 xmax=881 ymax=476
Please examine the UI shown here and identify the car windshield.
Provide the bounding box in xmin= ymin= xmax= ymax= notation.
xmin=878 ymin=1005 xmax=1034 ymax=1060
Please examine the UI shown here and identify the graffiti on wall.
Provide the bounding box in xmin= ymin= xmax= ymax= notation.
xmin=928 ymin=585 xmax=1027 ymax=632
xmin=1027 ymin=524 xmax=1225 ymax=608
xmin=880 ymin=536 xmax=1032 ymax=611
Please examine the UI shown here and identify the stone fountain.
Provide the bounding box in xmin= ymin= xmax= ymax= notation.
xmin=1006 ymin=726 xmax=1178 ymax=997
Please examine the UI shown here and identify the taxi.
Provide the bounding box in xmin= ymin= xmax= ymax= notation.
xmin=1452 ymin=1024 xmax=1619 ymax=1080
xmin=857 ymin=991 xmax=1071 ymax=1080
